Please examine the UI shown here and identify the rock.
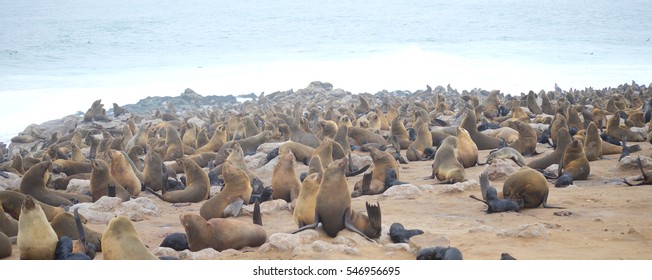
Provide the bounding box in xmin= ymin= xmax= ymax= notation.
xmin=209 ymin=186 xmax=221 ymax=197
xmin=69 ymin=196 xmax=160 ymax=224
xmin=245 ymin=153 xmax=270 ymax=170
xmin=499 ymin=223 xmax=549 ymax=238
xmin=408 ymin=233 xmax=450 ymax=253
xmin=186 ymin=117 xmax=206 ymax=129
xmin=350 ymin=154 xmax=372 ymax=170
xmin=267 ymin=233 xmax=301 ymax=252
xmin=0 ymin=172 xmax=21 ymax=191
xmin=383 ymin=243 xmax=412 ymax=252
xmin=482 ymin=159 xmax=519 ymax=180
xmin=438 ymin=179 xmax=480 ymax=194
xmin=66 ymin=179 xmax=91 ymax=195
xmin=334 ymin=230 xmax=370 ymax=246
xmin=256 ymin=141 xmax=288 ymax=155
xmin=468 ymin=225 xmax=496 ymax=233
xmin=242 ymin=199 xmax=289 ymax=214
xmin=309 ymin=240 xmax=336 ymax=252
xmin=612 ymin=156 xmax=652 ymax=172
xmin=382 ymin=184 xmax=421 ymax=199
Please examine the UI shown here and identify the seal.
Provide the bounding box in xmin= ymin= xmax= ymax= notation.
xmin=0 ymin=204 xmax=18 ymax=237
xmin=416 ymin=246 xmax=463 ymax=260
xmin=348 ymin=126 xmax=388 ymax=146
xmin=526 ymin=127 xmax=571 ymax=170
xmin=549 ymin=113 xmax=568 ymax=146
xmin=51 ymin=159 xmax=92 ymax=175
xmin=526 ymin=91 xmax=543 ymax=114
xmin=293 ymin=158 xmax=382 ymax=241
xmin=460 ymin=109 xmax=504 ymax=150
xmin=388 ymin=223 xmax=424 ymax=243
xmin=294 ymin=173 xmax=321 ymax=227
xmin=101 ymin=216 xmax=158 ymax=260
xmin=312 ymin=137 xmax=334 ymax=167
xmin=271 ymin=149 xmax=301 ymax=204
xmin=623 ymin=156 xmax=652 ymax=186
xmin=194 ymin=124 xmax=227 ymax=154
xmin=20 ymin=161 xmax=90 ymax=207
xmin=456 ymin=126 xmax=479 ymax=168
xmin=89 ymin=159 xmax=132 ymax=202
xmin=143 ymin=148 xmax=167 ymax=193
xmin=0 ymin=190 xmax=65 ymax=222
xmin=317 ymin=120 xmax=338 ymax=140
xmin=560 ymin=139 xmax=590 ymax=181
xmin=469 ymin=173 xmax=520 ymax=213
xmin=505 ymin=120 xmax=539 ymax=156
xmin=334 ymin=125 xmax=352 ymax=155
xmin=406 ymin=120 xmax=434 ymax=161
xmin=108 ymin=149 xmax=141 ymax=196
xmin=159 ymin=232 xmax=190 ymax=251
xmin=484 ymin=147 xmax=526 ymax=166
xmin=390 ymin=116 xmax=412 ymax=149
xmin=0 ymin=232 xmax=11 ymax=259
xmin=583 ymin=122 xmax=602 ymax=161
xmin=606 ymin=114 xmax=646 ymax=142
xmin=148 ymin=158 xmax=209 ymax=203
xmin=430 ymin=136 xmax=466 ymax=184
xmin=18 ymin=195 xmax=59 ymax=260
xmin=181 ymin=210 xmax=267 ymax=252
xmin=352 ymin=146 xmax=401 ymax=196
xmin=502 ymin=167 xmax=563 ymax=208
xmin=199 ymin=160 xmax=253 ymax=220
xmin=162 ymin=126 xmax=184 ymax=161
xmin=50 ymin=212 xmax=103 ymax=253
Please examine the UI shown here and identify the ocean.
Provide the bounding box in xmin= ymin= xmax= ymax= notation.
xmin=1 ymin=0 xmax=651 ymax=142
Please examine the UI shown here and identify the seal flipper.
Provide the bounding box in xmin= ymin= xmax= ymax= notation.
xmin=365 ymin=201 xmax=382 ymax=238
xmin=343 ymin=208 xmax=375 ymax=242
xmin=619 ymin=136 xmax=630 ymax=161
xmin=253 ymin=199 xmax=262 ymax=226
xmin=223 ymin=198 xmax=244 ymax=218
xmin=292 ymin=214 xmax=320 ymax=234
xmin=345 ymin=164 xmax=371 ymax=177
xmin=541 ymin=192 xmax=564 ymax=209
xmin=480 ymin=173 xmax=490 ymax=200
xmin=146 ymin=186 xmax=165 ymax=200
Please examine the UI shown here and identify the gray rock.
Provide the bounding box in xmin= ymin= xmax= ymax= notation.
xmin=383 ymin=243 xmax=412 ymax=252
xmin=382 ymin=184 xmax=421 ymax=199
xmin=66 ymin=179 xmax=91 ymax=195
xmin=186 ymin=117 xmax=206 ymax=129
xmin=0 ymin=172 xmax=21 ymax=191
xmin=612 ymin=156 xmax=652 ymax=172
xmin=438 ymin=179 xmax=480 ymax=194
xmin=267 ymin=233 xmax=301 ymax=251
xmin=468 ymin=225 xmax=496 ymax=233
xmin=408 ymin=233 xmax=450 ymax=253
xmin=69 ymin=196 xmax=160 ymax=224
xmin=256 ymin=141 xmax=288 ymax=155
xmin=242 ymin=199 xmax=289 ymax=214
xmin=499 ymin=223 xmax=549 ymax=238
xmin=245 ymin=152 xmax=270 ymax=170
xmin=482 ymin=159 xmax=519 ymax=181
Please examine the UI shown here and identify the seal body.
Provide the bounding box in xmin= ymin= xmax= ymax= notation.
xmin=431 ymin=136 xmax=465 ymax=183
xmin=101 ymin=216 xmax=158 ymax=260
xmin=502 ymin=167 xmax=557 ymax=208
xmin=199 ymin=160 xmax=252 ymax=220
xmin=181 ymin=213 xmax=267 ymax=252
xmin=18 ymin=195 xmax=59 ymax=260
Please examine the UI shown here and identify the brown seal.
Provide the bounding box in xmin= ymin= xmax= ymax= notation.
xmin=549 ymin=113 xmax=568 ymax=146
xmin=143 ymin=148 xmax=167 ymax=192
xmin=20 ymin=161 xmax=91 ymax=206
xmin=163 ymin=126 xmax=185 ymax=161
xmin=431 ymin=136 xmax=466 ymax=183
xmin=505 ymin=121 xmax=539 ymax=156
xmin=502 ymin=167 xmax=563 ymax=208
xmin=526 ymin=91 xmax=542 ymax=115
xmin=406 ymin=120 xmax=433 ymax=161
xmin=194 ymin=124 xmax=227 ymax=154
xmin=101 ymin=216 xmax=158 ymax=260
xmin=276 ymin=141 xmax=315 ymax=165
xmin=241 ymin=116 xmax=261 ymax=139
xmin=51 ymin=159 xmax=92 ymax=175
xmin=0 ymin=232 xmax=11 ymax=259
xmin=271 ymin=149 xmax=301 ymax=204
xmin=0 ymin=190 xmax=65 ymax=222
xmin=606 ymin=114 xmax=646 ymax=142
xmin=18 ymin=195 xmax=59 ymax=260
xmin=50 ymin=212 xmax=102 ymax=252
xmin=318 ymin=120 xmax=339 ymax=140
xmin=149 ymin=158 xmax=209 ymax=203
xmin=390 ymin=116 xmax=412 ymax=149
xmin=0 ymin=204 xmax=18 ymax=237
xmin=334 ymin=125 xmax=352 ymax=155
xmin=181 ymin=123 xmax=198 ymax=149
xmin=460 ymin=109 xmax=503 ymax=150
xmin=199 ymin=160 xmax=253 ymax=220
xmin=526 ymin=127 xmax=571 ymax=170
xmin=89 ymin=159 xmax=132 ymax=202
xmin=348 ymin=126 xmax=388 ymax=146
xmin=583 ymin=122 xmax=602 ymax=161
xmin=294 ymin=173 xmax=321 ymax=227
xmin=293 ymin=158 xmax=382 ymax=241
xmin=181 ymin=211 xmax=267 ymax=252
xmin=561 ymin=139 xmax=590 ymax=181
xmin=108 ymin=149 xmax=141 ymax=196
xmin=307 ymin=155 xmax=324 ymax=176
xmin=456 ymin=126 xmax=479 ymax=168
xmin=353 ymin=146 xmax=400 ymax=196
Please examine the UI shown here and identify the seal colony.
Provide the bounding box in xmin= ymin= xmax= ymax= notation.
xmin=1 ymin=81 xmax=651 ymax=260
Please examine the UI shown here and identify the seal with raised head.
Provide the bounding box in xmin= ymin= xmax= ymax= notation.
xmin=271 ymin=149 xmax=301 ymax=204
xmin=0 ymin=190 xmax=65 ymax=222
xmin=293 ymin=158 xmax=382 ymax=241
xmin=101 ymin=216 xmax=158 ymax=260
xmin=199 ymin=160 xmax=253 ymax=220
xmin=456 ymin=126 xmax=479 ymax=168
xmin=431 ymin=136 xmax=466 ymax=184
xmin=583 ymin=122 xmax=602 ymax=161
xmin=526 ymin=127 xmax=571 ymax=170
xmin=406 ymin=120 xmax=434 ymax=161
xmin=108 ymin=149 xmax=141 ymax=196
xmin=460 ymin=109 xmax=504 ymax=150
xmin=89 ymin=159 xmax=132 ymax=202
xmin=148 ymin=158 xmax=209 ymax=203
xmin=143 ymin=148 xmax=167 ymax=193
xmin=352 ymin=146 xmax=401 ymax=196
xmin=389 ymin=116 xmax=412 ymax=150
xmin=18 ymin=195 xmax=59 ymax=260
xmin=502 ymin=167 xmax=563 ymax=208
xmin=623 ymin=156 xmax=652 ymax=186
xmin=560 ymin=139 xmax=590 ymax=181
xmin=294 ymin=173 xmax=321 ymax=227
xmin=20 ymin=161 xmax=91 ymax=207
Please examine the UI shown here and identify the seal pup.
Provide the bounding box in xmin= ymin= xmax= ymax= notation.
xmin=147 ymin=158 xmax=209 ymax=203
xmin=294 ymin=173 xmax=321 ymax=227
xmin=199 ymin=160 xmax=253 ymax=220
xmin=502 ymin=167 xmax=563 ymax=209
xmin=416 ymin=246 xmax=464 ymax=260
xmin=293 ymin=158 xmax=382 ymax=241
xmin=89 ymin=159 xmax=132 ymax=202
xmin=469 ymin=174 xmax=520 ymax=213
xmin=101 ymin=216 xmax=158 ymax=260
xmin=430 ymin=136 xmax=466 ymax=184
xmin=18 ymin=195 xmax=59 ymax=260
xmin=181 ymin=206 xmax=267 ymax=252
xmin=159 ymin=232 xmax=189 ymax=251
xmin=388 ymin=223 xmax=424 ymax=243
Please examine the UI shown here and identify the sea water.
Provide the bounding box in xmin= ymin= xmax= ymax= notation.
xmin=1 ymin=0 xmax=651 ymax=142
